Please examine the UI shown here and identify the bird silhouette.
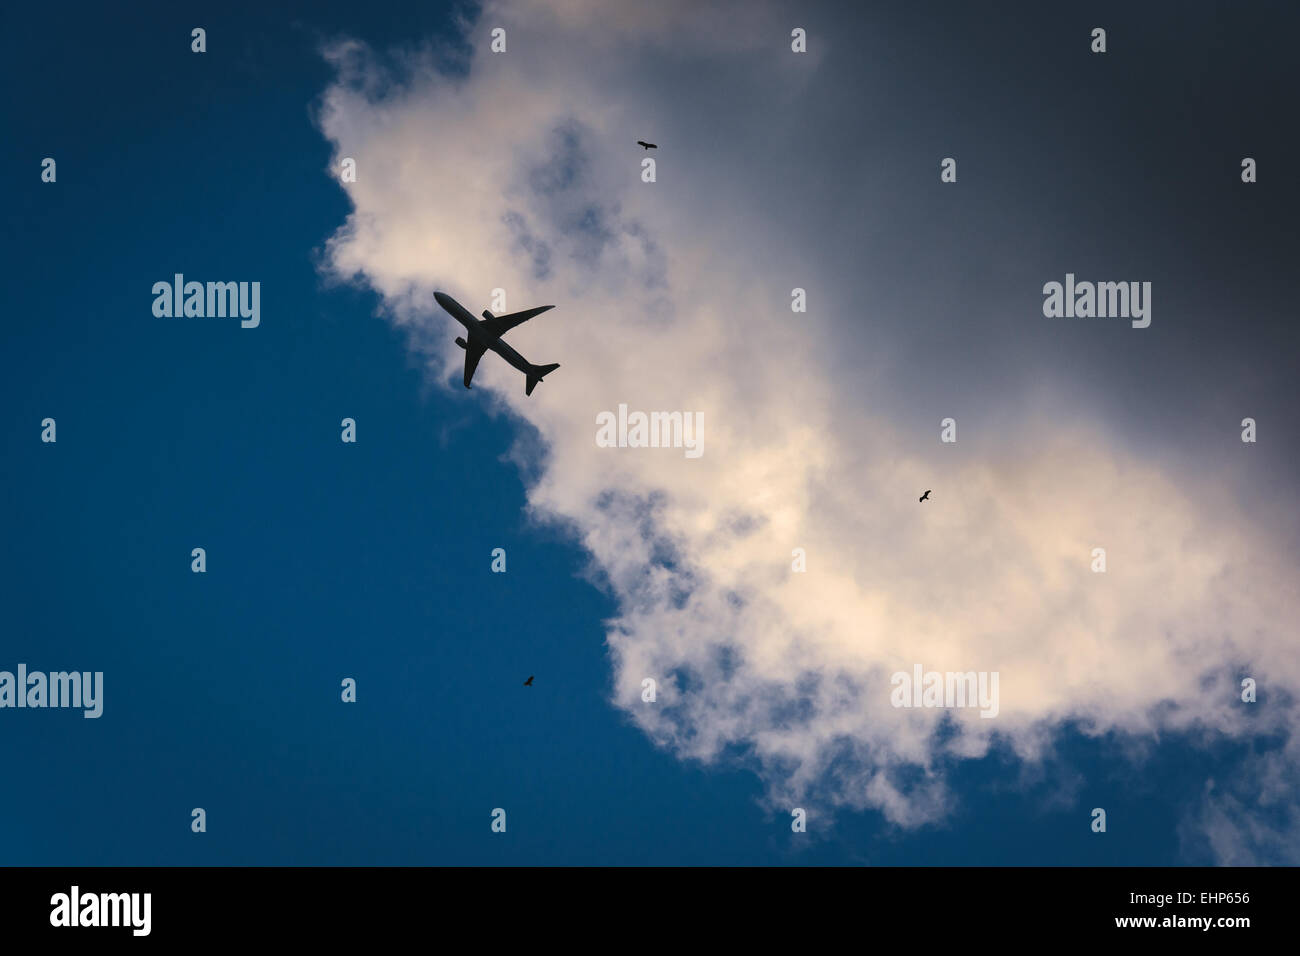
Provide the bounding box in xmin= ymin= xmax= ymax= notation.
xmin=919 ymin=490 xmax=931 ymax=502
xmin=636 ymin=140 xmax=657 ymax=150
xmin=523 ymin=676 xmax=534 ymax=686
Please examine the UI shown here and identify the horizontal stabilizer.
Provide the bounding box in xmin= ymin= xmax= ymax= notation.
xmin=525 ymin=362 xmax=560 ymax=396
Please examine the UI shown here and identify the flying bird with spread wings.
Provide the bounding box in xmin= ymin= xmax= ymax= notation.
xmin=523 ymin=676 xmax=534 ymax=686
xmin=919 ymin=490 xmax=932 ymax=502
xmin=636 ymin=140 xmax=657 ymax=150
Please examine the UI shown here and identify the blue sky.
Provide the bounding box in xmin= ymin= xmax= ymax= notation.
xmin=2 ymin=1 xmax=1297 ymax=865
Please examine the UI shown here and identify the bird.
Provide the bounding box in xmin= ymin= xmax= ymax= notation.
xmin=919 ymin=490 xmax=931 ymax=502
xmin=636 ymin=140 xmax=657 ymax=150
xmin=523 ymin=676 xmax=534 ymax=686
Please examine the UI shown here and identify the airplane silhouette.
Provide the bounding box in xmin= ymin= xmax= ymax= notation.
xmin=523 ymin=676 xmax=534 ymax=686
xmin=434 ymin=292 xmax=560 ymax=395
xmin=636 ymin=140 xmax=657 ymax=150
xmin=919 ymin=490 xmax=931 ymax=502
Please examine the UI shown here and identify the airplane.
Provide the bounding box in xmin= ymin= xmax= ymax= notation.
xmin=433 ymin=291 xmax=560 ymax=395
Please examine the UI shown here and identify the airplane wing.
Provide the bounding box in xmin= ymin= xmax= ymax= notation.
xmin=480 ymin=305 xmax=554 ymax=339
xmin=463 ymin=338 xmax=487 ymax=388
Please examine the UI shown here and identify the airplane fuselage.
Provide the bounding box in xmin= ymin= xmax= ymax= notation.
xmin=434 ymin=291 xmax=533 ymax=375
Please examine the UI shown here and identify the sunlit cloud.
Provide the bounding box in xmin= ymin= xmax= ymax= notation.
xmin=314 ymin=0 xmax=1300 ymax=857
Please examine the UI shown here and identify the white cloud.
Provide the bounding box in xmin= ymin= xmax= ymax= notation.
xmin=315 ymin=0 xmax=1300 ymax=853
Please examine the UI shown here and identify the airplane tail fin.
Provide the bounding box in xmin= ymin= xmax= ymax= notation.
xmin=525 ymin=362 xmax=560 ymax=396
